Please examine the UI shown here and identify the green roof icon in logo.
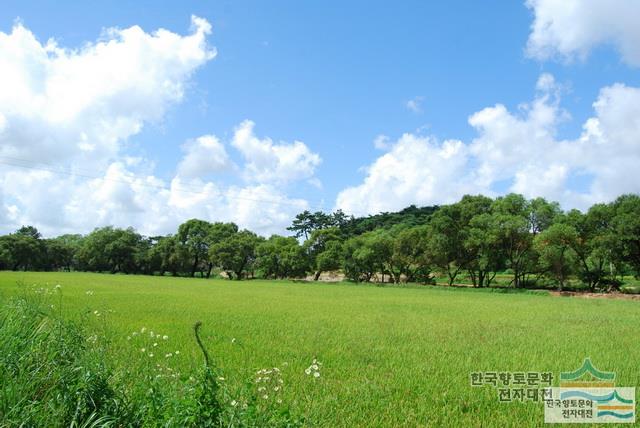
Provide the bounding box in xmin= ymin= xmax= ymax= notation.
xmin=561 ymin=358 xmax=615 ymax=382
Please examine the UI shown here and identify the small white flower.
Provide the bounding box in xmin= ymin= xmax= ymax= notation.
xmin=218 ymin=376 xmax=225 ymax=381
xmin=162 ymin=335 xmax=168 ymax=340
xmin=305 ymin=368 xmax=311 ymax=375
xmin=141 ymin=327 xmax=146 ymax=333
xmin=153 ymin=342 xmax=158 ymax=347
xmin=85 ymin=290 xmax=93 ymax=295
xmin=141 ymin=348 xmax=146 ymax=353
xmin=175 ymin=351 xmax=180 ymax=355
xmin=132 ymin=332 xmax=138 ymax=336
xmin=311 ymin=364 xmax=319 ymax=370
xmin=313 ymin=372 xmax=320 ymax=378
xmin=231 ymin=400 xmax=238 ymax=407
xmin=55 ymin=284 xmax=61 ymax=290
xmin=148 ymin=353 xmax=154 ymax=357
xmin=274 ymin=386 xmax=280 ymax=391
xmin=150 ymin=331 xmax=155 ymax=338
xmin=231 ymin=338 xmax=236 ymax=343
xmin=262 ymin=394 xmax=269 ymax=400
xmin=276 ymin=398 xmax=283 ymax=404
xmin=165 ymin=353 xmax=173 ymax=358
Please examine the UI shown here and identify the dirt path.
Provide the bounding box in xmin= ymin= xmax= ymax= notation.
xmin=549 ymin=290 xmax=640 ymax=301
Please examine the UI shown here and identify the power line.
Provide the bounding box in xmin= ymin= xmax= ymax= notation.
xmin=0 ymin=155 xmax=326 ymax=211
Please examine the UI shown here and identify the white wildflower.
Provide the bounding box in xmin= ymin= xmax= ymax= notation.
xmin=162 ymin=335 xmax=168 ymax=340
xmin=231 ymin=400 xmax=238 ymax=407
xmin=313 ymin=372 xmax=320 ymax=378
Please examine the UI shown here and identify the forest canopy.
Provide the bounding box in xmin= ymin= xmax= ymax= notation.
xmin=2 ymin=193 xmax=640 ymax=293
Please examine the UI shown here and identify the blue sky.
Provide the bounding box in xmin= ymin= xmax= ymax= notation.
xmin=1 ymin=1 xmax=640 ymax=236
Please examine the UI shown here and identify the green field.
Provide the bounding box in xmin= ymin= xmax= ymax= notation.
xmin=1 ymin=271 xmax=639 ymax=427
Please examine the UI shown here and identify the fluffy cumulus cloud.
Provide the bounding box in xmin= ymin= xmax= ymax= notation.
xmin=231 ymin=120 xmax=321 ymax=184
xmin=526 ymin=0 xmax=640 ymax=66
xmin=176 ymin=135 xmax=234 ymax=179
xmin=0 ymin=16 xmax=214 ymax=167
xmin=336 ymin=135 xmax=476 ymax=216
xmin=0 ymin=19 xmax=319 ymax=237
xmin=336 ymin=74 xmax=640 ymax=215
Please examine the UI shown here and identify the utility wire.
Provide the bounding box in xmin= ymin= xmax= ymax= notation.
xmin=0 ymin=155 xmax=326 ymax=211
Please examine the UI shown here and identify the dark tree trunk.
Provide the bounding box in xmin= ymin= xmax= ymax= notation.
xmin=190 ymin=256 xmax=199 ymax=277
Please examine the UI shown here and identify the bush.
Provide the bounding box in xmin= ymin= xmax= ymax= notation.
xmin=621 ymin=285 xmax=640 ymax=295
xmin=0 ymin=292 xmax=121 ymax=426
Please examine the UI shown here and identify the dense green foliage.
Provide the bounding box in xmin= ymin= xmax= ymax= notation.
xmin=1 ymin=272 xmax=639 ymax=427
xmin=2 ymin=193 xmax=640 ymax=292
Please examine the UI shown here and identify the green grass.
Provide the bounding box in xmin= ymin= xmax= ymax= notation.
xmin=1 ymin=271 xmax=639 ymax=427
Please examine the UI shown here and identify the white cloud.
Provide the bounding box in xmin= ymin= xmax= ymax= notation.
xmin=526 ymin=0 xmax=640 ymax=66
xmin=336 ymin=134 xmax=479 ymax=217
xmin=0 ymin=19 xmax=319 ymax=237
xmin=231 ymin=120 xmax=321 ymax=184
xmin=336 ymin=74 xmax=640 ymax=215
xmin=406 ymin=96 xmax=424 ymax=114
xmin=0 ymin=16 xmax=215 ymax=168
xmin=1 ymin=157 xmax=312 ymax=237
xmin=468 ymin=74 xmax=566 ymax=188
xmin=176 ymin=135 xmax=234 ymax=179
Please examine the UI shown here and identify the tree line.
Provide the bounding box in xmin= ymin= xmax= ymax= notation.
xmin=1 ymin=193 xmax=640 ymax=292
